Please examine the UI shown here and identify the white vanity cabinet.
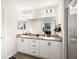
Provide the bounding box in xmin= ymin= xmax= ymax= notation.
xmin=40 ymin=40 xmax=62 ymax=59
xmin=17 ymin=38 xmax=62 ymax=59
xmin=40 ymin=40 xmax=49 ymax=59
xmin=17 ymin=38 xmax=30 ymax=54
xmin=17 ymin=38 xmax=40 ymax=57
xmin=48 ymin=41 xmax=62 ymax=59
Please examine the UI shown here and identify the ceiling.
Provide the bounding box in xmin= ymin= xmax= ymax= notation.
xmin=16 ymin=0 xmax=61 ymax=11
xmin=16 ymin=0 xmax=58 ymax=3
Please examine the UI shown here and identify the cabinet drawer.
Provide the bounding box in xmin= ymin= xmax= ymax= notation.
xmin=30 ymin=49 xmax=39 ymax=56
xmin=31 ymin=40 xmax=40 ymax=45
xmin=30 ymin=45 xmax=40 ymax=50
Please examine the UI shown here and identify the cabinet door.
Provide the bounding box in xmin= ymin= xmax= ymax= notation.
xmin=17 ymin=38 xmax=23 ymax=52
xmin=17 ymin=38 xmax=30 ymax=54
xmin=49 ymin=41 xmax=62 ymax=59
xmin=23 ymin=39 xmax=30 ymax=54
xmin=40 ymin=40 xmax=49 ymax=58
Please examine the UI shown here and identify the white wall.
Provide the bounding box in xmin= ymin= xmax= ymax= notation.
xmin=1 ymin=0 xmax=6 ymax=59
xmin=1 ymin=7 xmax=5 ymax=59
xmin=58 ymin=1 xmax=64 ymax=59
xmin=5 ymin=0 xmax=17 ymax=59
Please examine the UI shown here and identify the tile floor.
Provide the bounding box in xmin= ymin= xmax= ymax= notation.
xmin=14 ymin=52 xmax=43 ymax=59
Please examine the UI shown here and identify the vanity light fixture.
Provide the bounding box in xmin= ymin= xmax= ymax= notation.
xmin=45 ymin=8 xmax=55 ymax=14
xmin=49 ymin=8 xmax=55 ymax=13
xmin=46 ymin=9 xmax=48 ymax=14
xmin=50 ymin=9 xmax=52 ymax=13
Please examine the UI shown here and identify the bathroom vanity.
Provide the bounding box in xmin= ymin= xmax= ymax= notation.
xmin=16 ymin=6 xmax=63 ymax=59
xmin=16 ymin=35 xmax=62 ymax=59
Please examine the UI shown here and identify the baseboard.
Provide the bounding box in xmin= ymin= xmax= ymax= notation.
xmin=8 ymin=51 xmax=18 ymax=59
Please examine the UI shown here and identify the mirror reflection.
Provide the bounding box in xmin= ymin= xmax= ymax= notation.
xmin=18 ymin=17 xmax=56 ymax=36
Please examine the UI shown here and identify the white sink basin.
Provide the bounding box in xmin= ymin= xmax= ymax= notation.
xmin=43 ymin=37 xmax=55 ymax=40
xmin=21 ymin=35 xmax=30 ymax=37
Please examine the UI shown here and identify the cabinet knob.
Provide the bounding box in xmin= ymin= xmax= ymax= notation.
xmin=32 ymin=51 xmax=36 ymax=53
xmin=32 ymin=45 xmax=36 ymax=47
xmin=48 ymin=42 xmax=51 ymax=46
xmin=21 ymin=39 xmax=24 ymax=42
xmin=32 ymin=41 xmax=36 ymax=42
xmin=1 ymin=37 xmax=3 ymax=39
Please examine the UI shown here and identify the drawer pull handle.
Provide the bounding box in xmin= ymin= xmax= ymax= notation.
xmin=32 ymin=51 xmax=36 ymax=53
xmin=21 ymin=39 xmax=24 ymax=42
xmin=48 ymin=42 xmax=51 ymax=46
xmin=32 ymin=45 xmax=36 ymax=47
xmin=32 ymin=41 xmax=36 ymax=42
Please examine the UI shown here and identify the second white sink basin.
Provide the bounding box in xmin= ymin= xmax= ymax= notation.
xmin=21 ymin=35 xmax=30 ymax=37
xmin=43 ymin=37 xmax=55 ymax=40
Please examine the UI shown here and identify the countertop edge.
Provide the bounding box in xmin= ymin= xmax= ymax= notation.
xmin=16 ymin=36 xmax=63 ymax=42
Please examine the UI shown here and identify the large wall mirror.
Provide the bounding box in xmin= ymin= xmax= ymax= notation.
xmin=18 ymin=21 xmax=26 ymax=30
xmin=42 ymin=17 xmax=56 ymax=35
xmin=17 ymin=17 xmax=57 ymax=35
xmin=24 ymin=17 xmax=56 ymax=35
